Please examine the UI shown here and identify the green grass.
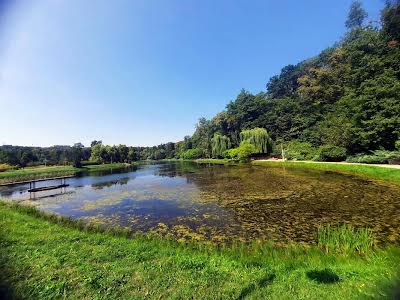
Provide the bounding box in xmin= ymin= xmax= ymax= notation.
xmin=195 ymin=158 xmax=234 ymax=164
xmin=83 ymin=163 xmax=131 ymax=171
xmin=252 ymin=160 xmax=400 ymax=186
xmin=317 ymin=224 xmax=375 ymax=255
xmin=1 ymin=201 xmax=399 ymax=299
xmin=0 ymin=165 xmax=78 ymax=184
xmin=0 ymin=163 xmax=131 ymax=185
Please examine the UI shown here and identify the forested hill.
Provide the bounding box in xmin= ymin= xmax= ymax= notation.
xmin=1 ymin=1 xmax=400 ymax=167
xmin=187 ymin=0 xmax=400 ymax=158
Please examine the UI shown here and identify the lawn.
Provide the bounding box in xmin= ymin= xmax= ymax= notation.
xmin=0 ymin=163 xmax=131 ymax=185
xmin=252 ymin=160 xmax=400 ymax=186
xmin=1 ymin=202 xmax=399 ymax=299
xmin=188 ymin=159 xmax=400 ymax=187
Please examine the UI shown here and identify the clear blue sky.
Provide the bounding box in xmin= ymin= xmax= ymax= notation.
xmin=0 ymin=0 xmax=383 ymax=147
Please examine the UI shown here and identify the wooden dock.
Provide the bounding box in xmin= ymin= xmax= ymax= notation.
xmin=0 ymin=175 xmax=75 ymax=187
xmin=28 ymin=184 xmax=70 ymax=193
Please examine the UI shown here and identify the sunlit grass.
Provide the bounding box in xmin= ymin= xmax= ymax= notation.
xmin=195 ymin=158 xmax=232 ymax=164
xmin=0 ymin=163 xmax=131 ymax=184
xmin=317 ymin=224 xmax=375 ymax=255
xmin=252 ymin=160 xmax=400 ymax=185
xmin=1 ymin=201 xmax=400 ymax=299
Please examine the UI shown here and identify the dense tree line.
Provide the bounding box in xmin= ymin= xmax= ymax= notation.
xmin=0 ymin=144 xmax=91 ymax=167
xmin=180 ymin=0 xmax=400 ymax=161
xmin=1 ymin=1 xmax=399 ymax=167
xmin=0 ymin=141 xmax=179 ymax=167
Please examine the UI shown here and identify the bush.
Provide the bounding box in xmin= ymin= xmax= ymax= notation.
xmin=223 ymin=148 xmax=238 ymax=159
xmin=223 ymin=144 xmax=256 ymax=160
xmin=396 ymin=140 xmax=400 ymax=150
xmin=0 ymin=163 xmax=14 ymax=172
xmin=314 ymin=145 xmax=347 ymax=162
xmin=181 ymin=149 xmax=203 ymax=160
xmin=285 ymin=141 xmax=317 ymax=160
xmin=81 ymin=160 xmax=101 ymax=166
xmin=346 ymin=150 xmax=400 ymax=164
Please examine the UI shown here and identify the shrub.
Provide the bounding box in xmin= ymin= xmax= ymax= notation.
xmin=182 ymin=149 xmax=203 ymax=160
xmin=223 ymin=144 xmax=257 ymax=160
xmin=0 ymin=164 xmax=14 ymax=172
xmin=223 ymin=148 xmax=238 ymax=159
xmin=236 ymin=144 xmax=257 ymax=160
xmin=81 ymin=160 xmax=101 ymax=166
xmin=396 ymin=140 xmax=400 ymax=150
xmin=346 ymin=150 xmax=400 ymax=164
xmin=285 ymin=141 xmax=317 ymax=160
xmin=314 ymin=145 xmax=347 ymax=162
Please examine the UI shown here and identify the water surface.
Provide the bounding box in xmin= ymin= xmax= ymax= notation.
xmin=1 ymin=162 xmax=399 ymax=244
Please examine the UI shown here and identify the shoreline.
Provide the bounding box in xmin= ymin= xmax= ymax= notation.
xmin=256 ymin=159 xmax=400 ymax=169
xmin=1 ymin=201 xmax=400 ymax=299
xmin=187 ymin=158 xmax=400 ymax=186
xmin=0 ymin=163 xmax=132 ymax=185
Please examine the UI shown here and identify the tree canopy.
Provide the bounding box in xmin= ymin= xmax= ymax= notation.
xmin=345 ymin=0 xmax=368 ymax=29
xmin=211 ymin=134 xmax=231 ymax=158
xmin=1 ymin=2 xmax=399 ymax=165
xmin=240 ymin=128 xmax=272 ymax=154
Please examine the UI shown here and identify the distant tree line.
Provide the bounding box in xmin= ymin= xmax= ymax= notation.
xmin=1 ymin=1 xmax=400 ymax=167
xmin=0 ymin=141 xmax=178 ymax=167
xmin=0 ymin=144 xmax=91 ymax=168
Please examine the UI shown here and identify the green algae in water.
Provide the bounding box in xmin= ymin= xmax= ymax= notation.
xmin=1 ymin=161 xmax=399 ymax=245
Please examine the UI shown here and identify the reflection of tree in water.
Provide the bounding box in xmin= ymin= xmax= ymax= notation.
xmin=91 ymin=177 xmax=131 ymax=190
xmin=155 ymin=161 xmax=205 ymax=178
xmin=156 ymin=162 xmax=400 ymax=244
xmin=81 ymin=165 xmax=138 ymax=178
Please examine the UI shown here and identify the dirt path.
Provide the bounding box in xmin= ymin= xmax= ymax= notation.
xmin=257 ymin=159 xmax=400 ymax=169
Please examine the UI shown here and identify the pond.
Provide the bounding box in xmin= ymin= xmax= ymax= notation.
xmin=1 ymin=161 xmax=399 ymax=244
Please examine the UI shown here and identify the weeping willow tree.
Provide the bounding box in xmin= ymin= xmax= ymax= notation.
xmin=211 ymin=134 xmax=231 ymax=158
xmin=240 ymin=128 xmax=272 ymax=154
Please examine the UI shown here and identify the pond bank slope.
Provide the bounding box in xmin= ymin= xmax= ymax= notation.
xmin=1 ymin=202 xmax=399 ymax=299
xmin=0 ymin=163 xmax=131 ymax=185
xmin=252 ymin=160 xmax=400 ymax=186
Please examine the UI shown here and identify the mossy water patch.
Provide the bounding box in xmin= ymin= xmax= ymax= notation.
xmin=1 ymin=161 xmax=400 ymax=245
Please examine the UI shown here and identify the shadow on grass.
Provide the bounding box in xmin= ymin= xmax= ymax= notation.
xmin=0 ymin=284 xmax=12 ymax=300
xmin=0 ymin=247 xmax=19 ymax=300
xmin=236 ymin=273 xmax=275 ymax=300
xmin=306 ymin=269 xmax=341 ymax=284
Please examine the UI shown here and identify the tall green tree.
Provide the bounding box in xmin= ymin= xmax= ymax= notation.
xmin=381 ymin=1 xmax=400 ymax=41
xmin=345 ymin=0 xmax=367 ymax=30
xmin=211 ymin=134 xmax=231 ymax=158
xmin=72 ymin=143 xmax=84 ymax=168
xmin=240 ymin=128 xmax=272 ymax=154
xmin=191 ymin=118 xmax=215 ymax=158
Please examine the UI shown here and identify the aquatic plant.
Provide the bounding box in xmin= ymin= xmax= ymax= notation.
xmin=317 ymin=224 xmax=375 ymax=254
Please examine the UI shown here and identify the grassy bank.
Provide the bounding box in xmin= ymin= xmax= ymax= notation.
xmin=195 ymin=158 xmax=234 ymax=164
xmin=82 ymin=163 xmax=131 ymax=171
xmin=0 ymin=163 xmax=131 ymax=185
xmin=252 ymin=160 xmax=400 ymax=186
xmin=1 ymin=202 xmax=399 ymax=299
